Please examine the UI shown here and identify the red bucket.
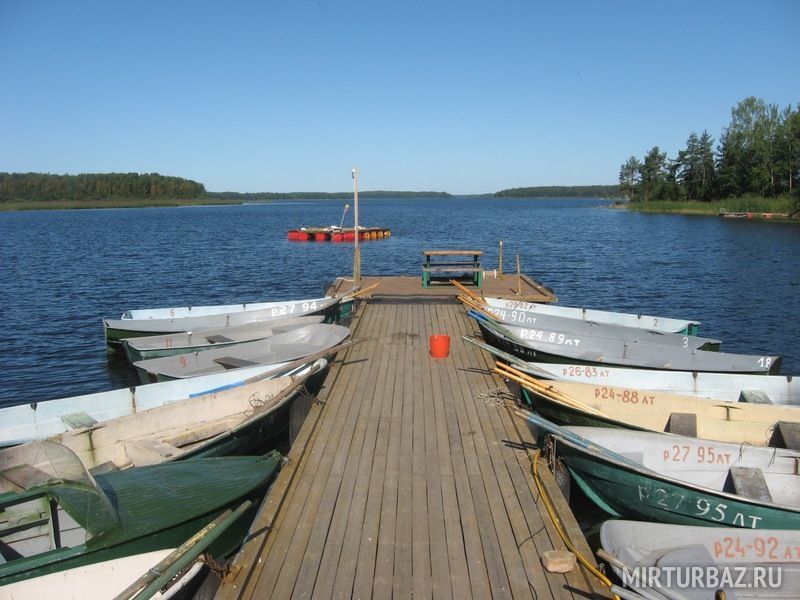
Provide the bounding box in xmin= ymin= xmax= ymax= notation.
xmin=430 ymin=334 xmax=451 ymax=358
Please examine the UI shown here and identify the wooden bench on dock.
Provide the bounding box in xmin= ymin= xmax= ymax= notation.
xmin=422 ymin=250 xmax=483 ymax=288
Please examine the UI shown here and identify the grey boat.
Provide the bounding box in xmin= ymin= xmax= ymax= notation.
xmin=472 ymin=313 xmax=781 ymax=375
xmin=134 ymin=323 xmax=351 ymax=383
xmin=481 ymin=304 xmax=720 ymax=351
xmin=104 ymin=296 xmax=343 ymax=346
xmin=121 ymin=315 xmax=325 ymax=362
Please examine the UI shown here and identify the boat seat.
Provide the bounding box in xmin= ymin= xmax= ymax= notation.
xmin=665 ymin=412 xmax=697 ymax=437
xmin=769 ymin=421 xmax=800 ymax=450
xmin=739 ymin=389 xmax=773 ymax=404
xmin=1 ymin=464 xmax=57 ymax=491
xmin=89 ymin=461 xmax=120 ymax=476
xmin=214 ymin=356 xmax=260 ymax=369
xmin=206 ymin=334 xmax=234 ymax=344
xmin=60 ymin=412 xmax=98 ymax=430
xmin=124 ymin=440 xmax=182 ymax=467
xmin=729 ymin=466 xmax=773 ymax=503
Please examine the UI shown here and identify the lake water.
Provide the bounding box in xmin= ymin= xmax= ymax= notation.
xmin=1 ymin=198 xmax=798 ymax=408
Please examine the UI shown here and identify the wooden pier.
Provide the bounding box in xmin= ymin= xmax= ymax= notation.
xmin=216 ymin=280 xmax=605 ymax=599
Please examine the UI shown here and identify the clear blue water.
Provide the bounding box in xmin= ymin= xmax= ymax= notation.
xmin=1 ymin=198 xmax=798 ymax=407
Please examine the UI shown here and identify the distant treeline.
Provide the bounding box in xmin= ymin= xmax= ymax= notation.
xmin=620 ymin=97 xmax=800 ymax=204
xmin=207 ymin=190 xmax=451 ymax=200
xmin=0 ymin=172 xmax=206 ymax=202
xmin=495 ymin=185 xmax=621 ymax=198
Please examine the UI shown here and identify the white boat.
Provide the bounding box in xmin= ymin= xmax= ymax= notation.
xmin=484 ymin=296 xmax=701 ymax=335
xmin=0 ymin=359 xmax=320 ymax=447
xmin=514 ymin=360 xmax=799 ymax=405
xmin=474 ymin=314 xmax=781 ymax=374
xmin=541 ymin=421 xmax=800 ymax=529
xmin=121 ymin=314 xmax=325 ymax=362
xmin=479 ymin=303 xmax=720 ymax=351
xmin=134 ymin=323 xmax=350 ymax=382
xmin=600 ymin=520 xmax=800 ymax=599
xmin=0 ymin=548 xmax=202 ymax=600
xmin=0 ymin=362 xmax=324 ymax=473
xmin=104 ymin=295 xmax=344 ymax=345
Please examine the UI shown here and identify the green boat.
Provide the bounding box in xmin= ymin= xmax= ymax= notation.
xmin=0 ymin=442 xmax=282 ymax=585
xmin=520 ymin=411 xmax=800 ymax=530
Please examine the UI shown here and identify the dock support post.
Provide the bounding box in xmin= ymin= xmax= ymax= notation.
xmin=498 ymin=240 xmax=504 ymax=279
xmin=352 ymin=167 xmax=361 ymax=283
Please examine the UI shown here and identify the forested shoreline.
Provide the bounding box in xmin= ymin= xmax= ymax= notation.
xmin=619 ymin=97 xmax=800 ymax=212
xmin=0 ymin=172 xmax=206 ymax=202
xmin=495 ymin=185 xmax=620 ymax=198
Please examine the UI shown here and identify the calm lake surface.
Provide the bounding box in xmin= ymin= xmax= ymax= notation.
xmin=1 ymin=198 xmax=798 ymax=408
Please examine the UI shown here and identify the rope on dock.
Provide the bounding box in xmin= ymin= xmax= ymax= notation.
xmin=530 ymin=448 xmax=620 ymax=600
xmin=477 ymin=387 xmax=517 ymax=407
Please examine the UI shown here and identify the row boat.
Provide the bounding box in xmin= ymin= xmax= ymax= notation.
xmin=0 ymin=547 xmax=203 ymax=599
xmin=468 ymin=338 xmax=799 ymax=405
xmin=473 ymin=312 xmax=781 ymax=374
xmin=104 ymin=295 xmax=344 ymax=345
xmin=121 ymin=314 xmax=324 ymax=362
xmin=0 ymin=444 xmax=281 ymax=585
xmin=600 ymin=520 xmax=800 ymax=599
xmin=465 ymin=298 xmax=720 ymax=351
xmin=514 ymin=358 xmax=799 ymax=405
xmin=0 ymin=347 xmax=339 ymax=447
xmin=0 ymin=363 xmax=325 ymax=473
xmin=499 ymin=363 xmax=800 ymax=448
xmin=484 ymin=295 xmax=701 ymax=335
xmin=519 ymin=411 xmax=800 ymax=529
xmin=133 ymin=323 xmax=350 ymax=383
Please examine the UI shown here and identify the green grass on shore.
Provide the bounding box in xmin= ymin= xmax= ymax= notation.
xmin=625 ymin=195 xmax=798 ymax=217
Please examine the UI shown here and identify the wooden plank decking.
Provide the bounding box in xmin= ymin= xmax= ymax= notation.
xmin=216 ymin=300 xmax=606 ymax=599
xmin=327 ymin=273 xmax=557 ymax=303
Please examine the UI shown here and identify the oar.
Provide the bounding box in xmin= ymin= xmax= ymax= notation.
xmin=449 ymin=279 xmax=484 ymax=301
xmin=461 ymin=336 xmax=556 ymax=376
xmin=495 ymin=362 xmax=609 ymax=418
xmin=457 ymin=295 xmax=495 ymax=320
xmin=343 ymin=282 xmax=380 ymax=300
xmin=515 ymin=408 xmax=655 ymax=473
xmin=115 ymin=500 xmax=254 ymax=600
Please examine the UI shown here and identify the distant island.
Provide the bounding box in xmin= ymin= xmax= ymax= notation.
xmin=0 ymin=172 xmax=621 ymax=211
xmin=206 ymin=190 xmax=451 ymax=200
xmin=495 ymin=185 xmax=621 ymax=198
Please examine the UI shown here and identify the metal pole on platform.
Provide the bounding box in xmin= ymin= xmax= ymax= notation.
xmin=498 ymin=240 xmax=504 ymax=279
xmin=352 ymin=167 xmax=361 ymax=283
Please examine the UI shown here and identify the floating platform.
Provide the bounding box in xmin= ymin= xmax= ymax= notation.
xmin=215 ymin=284 xmax=606 ymax=599
xmin=288 ymin=227 xmax=392 ymax=242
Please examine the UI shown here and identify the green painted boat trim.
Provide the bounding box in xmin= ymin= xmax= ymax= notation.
xmin=554 ymin=436 xmax=800 ymax=530
xmin=0 ymin=449 xmax=281 ymax=584
xmin=520 ymin=387 xmax=650 ymax=432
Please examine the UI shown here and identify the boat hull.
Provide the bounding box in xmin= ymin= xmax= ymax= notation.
xmin=0 ymin=452 xmax=281 ymax=585
xmin=554 ymin=437 xmax=800 ymax=530
xmin=104 ymin=297 xmax=342 ymax=346
xmin=476 ymin=318 xmax=781 ymax=374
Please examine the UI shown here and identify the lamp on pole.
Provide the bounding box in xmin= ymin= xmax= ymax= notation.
xmin=352 ymin=167 xmax=361 ymax=283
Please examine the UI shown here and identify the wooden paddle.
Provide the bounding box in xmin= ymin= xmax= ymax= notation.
xmin=495 ymin=362 xmax=609 ymax=418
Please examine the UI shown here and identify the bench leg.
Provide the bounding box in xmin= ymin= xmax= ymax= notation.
xmin=475 ymin=270 xmax=483 ymax=288
xmin=422 ymin=271 xmax=430 ymax=288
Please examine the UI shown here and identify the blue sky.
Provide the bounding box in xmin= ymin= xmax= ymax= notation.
xmin=1 ymin=1 xmax=797 ymax=194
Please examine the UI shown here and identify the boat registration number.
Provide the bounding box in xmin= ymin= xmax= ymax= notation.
xmin=637 ymin=484 xmax=763 ymax=528
xmin=714 ymin=535 xmax=800 ymax=560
